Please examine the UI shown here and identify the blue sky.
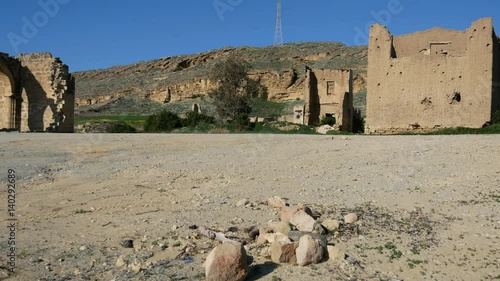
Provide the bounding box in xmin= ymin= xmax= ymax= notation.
xmin=1 ymin=0 xmax=499 ymax=72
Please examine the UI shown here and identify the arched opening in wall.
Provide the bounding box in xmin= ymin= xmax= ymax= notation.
xmin=0 ymin=70 xmax=15 ymax=130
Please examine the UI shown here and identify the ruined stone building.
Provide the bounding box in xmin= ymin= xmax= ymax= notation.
xmin=304 ymin=67 xmax=353 ymax=131
xmin=366 ymin=18 xmax=500 ymax=134
xmin=0 ymin=52 xmax=74 ymax=132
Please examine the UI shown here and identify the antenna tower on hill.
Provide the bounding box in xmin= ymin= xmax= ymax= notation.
xmin=274 ymin=0 xmax=283 ymax=46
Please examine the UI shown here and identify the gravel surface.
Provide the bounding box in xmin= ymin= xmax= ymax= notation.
xmin=0 ymin=133 xmax=498 ymax=280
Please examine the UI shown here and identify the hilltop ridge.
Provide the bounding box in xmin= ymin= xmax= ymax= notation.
xmin=74 ymin=42 xmax=368 ymax=115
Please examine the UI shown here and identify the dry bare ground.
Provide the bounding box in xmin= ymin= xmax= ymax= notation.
xmin=0 ymin=133 xmax=499 ymax=281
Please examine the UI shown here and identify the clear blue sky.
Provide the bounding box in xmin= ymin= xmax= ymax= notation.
xmin=1 ymin=0 xmax=499 ymax=72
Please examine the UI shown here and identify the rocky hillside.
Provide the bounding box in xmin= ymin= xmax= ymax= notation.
xmin=73 ymin=42 xmax=368 ymax=111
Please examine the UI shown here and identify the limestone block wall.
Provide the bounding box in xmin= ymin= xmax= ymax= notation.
xmin=19 ymin=53 xmax=75 ymax=132
xmin=366 ymin=18 xmax=499 ymax=134
xmin=304 ymin=68 xmax=353 ymax=131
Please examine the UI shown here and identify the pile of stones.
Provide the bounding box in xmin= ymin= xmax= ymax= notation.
xmin=204 ymin=196 xmax=359 ymax=281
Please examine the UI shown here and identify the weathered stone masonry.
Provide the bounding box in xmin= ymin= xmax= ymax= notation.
xmin=366 ymin=18 xmax=500 ymax=134
xmin=0 ymin=52 xmax=74 ymax=132
xmin=304 ymin=67 xmax=353 ymax=131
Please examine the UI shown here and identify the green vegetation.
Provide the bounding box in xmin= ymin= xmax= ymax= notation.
xmin=208 ymin=57 xmax=266 ymax=122
xmin=106 ymin=122 xmax=137 ymax=133
xmin=181 ymin=111 xmax=216 ymax=127
xmin=75 ymin=115 xmax=148 ymax=126
xmin=384 ymin=242 xmax=403 ymax=261
xmin=144 ymin=110 xmax=182 ymax=132
xmin=407 ymin=259 xmax=424 ymax=269
xmin=492 ymin=110 xmax=500 ymax=124
xmin=353 ymin=89 xmax=367 ymax=117
xmin=427 ymin=124 xmax=500 ymax=135
xmin=320 ymin=115 xmax=336 ymax=126
xmin=248 ymin=98 xmax=285 ymax=118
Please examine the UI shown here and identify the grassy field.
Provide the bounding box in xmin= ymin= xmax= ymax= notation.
xmin=75 ymin=115 xmax=149 ymax=126
xmin=427 ymin=124 xmax=500 ymax=135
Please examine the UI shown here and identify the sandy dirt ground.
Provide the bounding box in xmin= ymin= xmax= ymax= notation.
xmin=0 ymin=133 xmax=499 ymax=281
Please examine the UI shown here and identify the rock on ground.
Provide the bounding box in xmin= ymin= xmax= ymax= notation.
xmin=344 ymin=213 xmax=358 ymax=224
xmin=204 ymin=242 xmax=248 ymax=281
xmin=295 ymin=235 xmax=325 ymax=266
xmin=289 ymin=210 xmax=325 ymax=234
xmin=269 ymin=221 xmax=292 ymax=235
xmin=271 ymin=241 xmax=299 ymax=264
xmin=281 ymin=205 xmax=312 ymax=223
xmin=327 ymin=246 xmax=346 ymax=262
xmin=322 ymin=219 xmax=340 ymax=232
xmin=267 ymin=196 xmax=287 ymax=209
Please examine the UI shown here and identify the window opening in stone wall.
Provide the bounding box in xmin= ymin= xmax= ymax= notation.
xmin=430 ymin=42 xmax=451 ymax=56
xmin=326 ymin=81 xmax=336 ymax=96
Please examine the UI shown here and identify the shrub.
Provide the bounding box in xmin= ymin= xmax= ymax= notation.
xmin=353 ymin=109 xmax=365 ymax=134
xmin=181 ymin=111 xmax=215 ymax=127
xmin=144 ymin=110 xmax=182 ymax=132
xmin=320 ymin=116 xmax=336 ymax=126
xmin=492 ymin=110 xmax=500 ymax=124
xmin=107 ymin=122 xmax=137 ymax=133
xmin=208 ymin=57 xmax=267 ymax=122
xmin=232 ymin=113 xmax=251 ymax=132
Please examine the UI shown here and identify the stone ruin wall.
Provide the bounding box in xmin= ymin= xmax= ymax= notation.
xmin=0 ymin=52 xmax=74 ymax=132
xmin=304 ymin=68 xmax=353 ymax=131
xmin=366 ymin=18 xmax=500 ymax=134
xmin=19 ymin=53 xmax=75 ymax=132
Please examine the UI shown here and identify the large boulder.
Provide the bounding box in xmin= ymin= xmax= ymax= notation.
xmin=295 ymin=235 xmax=325 ymax=266
xmin=204 ymin=243 xmax=248 ymax=281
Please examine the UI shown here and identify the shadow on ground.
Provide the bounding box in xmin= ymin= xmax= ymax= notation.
xmin=247 ymin=261 xmax=279 ymax=280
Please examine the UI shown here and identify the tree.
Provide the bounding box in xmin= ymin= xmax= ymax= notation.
xmin=209 ymin=57 xmax=266 ymax=122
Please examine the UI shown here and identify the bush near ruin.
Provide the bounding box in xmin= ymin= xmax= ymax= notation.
xmin=209 ymin=57 xmax=267 ymax=123
xmin=106 ymin=122 xmax=137 ymax=133
xmin=144 ymin=110 xmax=182 ymax=132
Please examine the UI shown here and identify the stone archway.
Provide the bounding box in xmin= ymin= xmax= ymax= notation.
xmin=0 ymin=69 xmax=15 ymax=130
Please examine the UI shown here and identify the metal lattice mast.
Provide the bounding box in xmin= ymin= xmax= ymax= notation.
xmin=274 ymin=0 xmax=283 ymax=46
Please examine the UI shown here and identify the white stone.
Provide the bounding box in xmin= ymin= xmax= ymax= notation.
xmin=236 ymin=199 xmax=250 ymax=207
xmin=344 ymin=213 xmax=358 ymax=224
xmin=296 ymin=235 xmax=324 ymax=266
xmin=267 ymin=196 xmax=287 ymax=209
xmin=289 ymin=210 xmax=324 ymax=234
xmin=327 ymin=246 xmax=346 ymax=262
xmin=322 ymin=219 xmax=340 ymax=232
